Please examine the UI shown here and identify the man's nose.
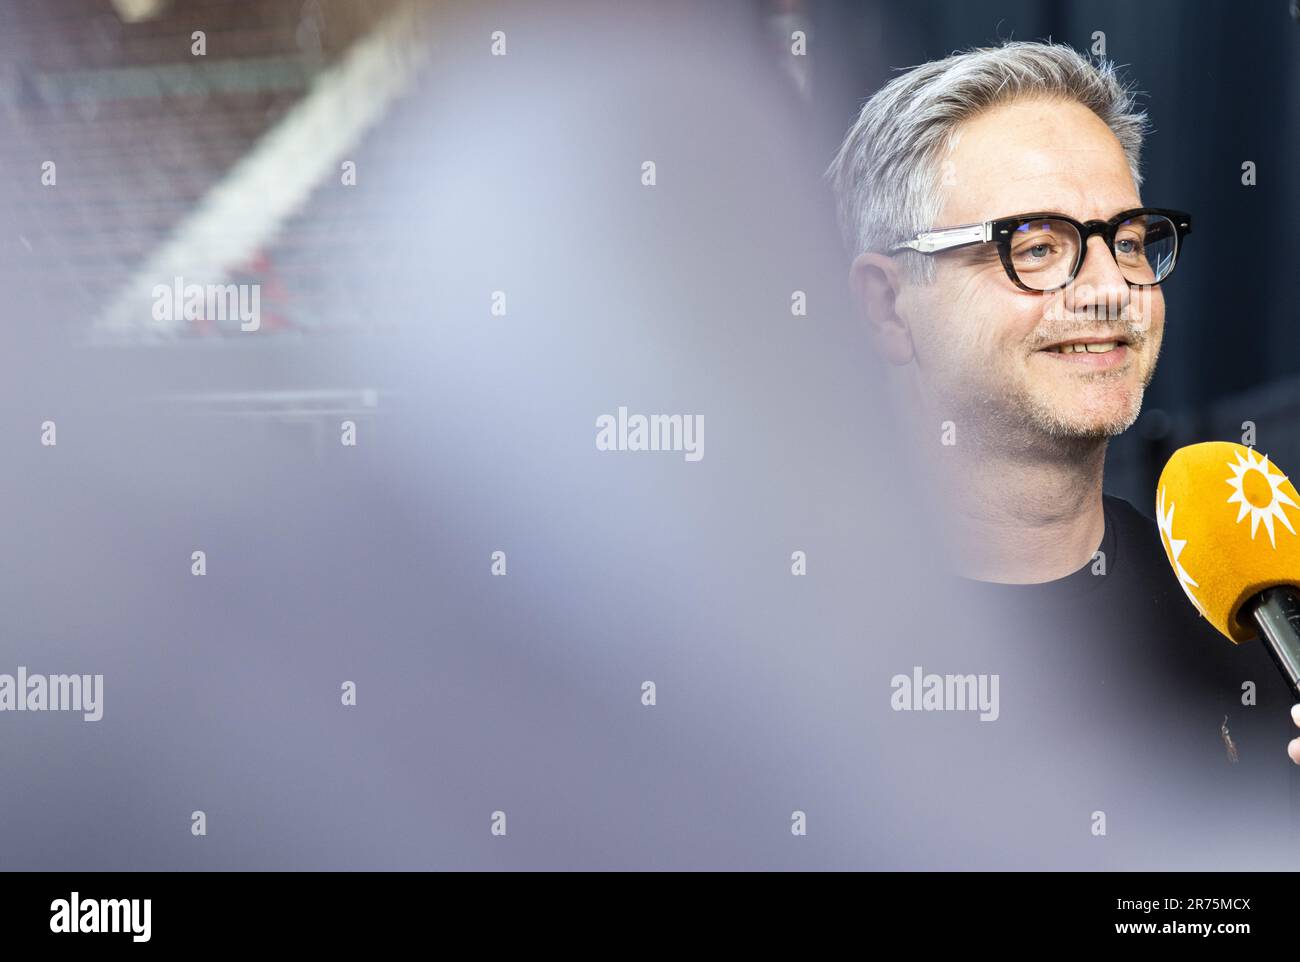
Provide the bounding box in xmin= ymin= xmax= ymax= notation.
xmin=1063 ymin=234 xmax=1130 ymax=317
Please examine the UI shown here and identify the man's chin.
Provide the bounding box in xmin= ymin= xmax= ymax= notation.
xmin=1023 ymin=387 xmax=1145 ymax=440
xmin=1016 ymin=347 xmax=1155 ymax=439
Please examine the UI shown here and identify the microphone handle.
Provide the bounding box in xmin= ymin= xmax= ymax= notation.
xmin=1245 ymin=586 xmax=1300 ymax=700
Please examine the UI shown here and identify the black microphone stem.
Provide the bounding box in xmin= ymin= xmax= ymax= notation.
xmin=1245 ymin=586 xmax=1300 ymax=699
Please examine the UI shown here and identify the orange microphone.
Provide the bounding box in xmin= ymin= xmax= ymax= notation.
xmin=1156 ymin=441 xmax=1300 ymax=694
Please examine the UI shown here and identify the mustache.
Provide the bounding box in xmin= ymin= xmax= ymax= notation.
xmin=1027 ymin=283 xmax=1160 ymax=350
xmin=1030 ymin=319 xmax=1149 ymax=349
xmin=1032 ymin=301 xmax=1154 ymax=346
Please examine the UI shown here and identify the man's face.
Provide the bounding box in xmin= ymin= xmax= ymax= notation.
xmin=896 ymin=96 xmax=1165 ymax=442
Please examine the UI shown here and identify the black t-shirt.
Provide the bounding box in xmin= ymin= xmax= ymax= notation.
xmin=952 ymin=494 xmax=1300 ymax=864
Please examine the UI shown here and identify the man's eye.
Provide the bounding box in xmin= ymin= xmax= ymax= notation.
xmin=1116 ymin=237 xmax=1144 ymax=254
xmin=1017 ymin=243 xmax=1055 ymax=260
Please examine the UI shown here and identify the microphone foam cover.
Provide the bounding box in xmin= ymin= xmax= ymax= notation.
xmin=1156 ymin=441 xmax=1300 ymax=643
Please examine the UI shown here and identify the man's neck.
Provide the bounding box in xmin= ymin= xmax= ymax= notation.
xmin=928 ymin=430 xmax=1109 ymax=584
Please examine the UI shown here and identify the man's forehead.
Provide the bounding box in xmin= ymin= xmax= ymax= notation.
xmin=937 ymin=100 xmax=1140 ymax=223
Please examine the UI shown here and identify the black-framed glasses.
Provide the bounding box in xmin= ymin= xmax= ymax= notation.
xmin=890 ymin=207 xmax=1192 ymax=292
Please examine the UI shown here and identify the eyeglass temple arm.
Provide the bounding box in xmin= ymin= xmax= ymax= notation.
xmin=892 ymin=222 xmax=992 ymax=255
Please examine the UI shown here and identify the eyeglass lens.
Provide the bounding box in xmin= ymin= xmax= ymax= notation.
xmin=1008 ymin=214 xmax=1179 ymax=290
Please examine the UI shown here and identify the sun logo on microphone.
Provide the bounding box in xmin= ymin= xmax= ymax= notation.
xmin=1157 ymin=485 xmax=1204 ymax=617
xmin=1159 ymin=488 xmax=1206 ymax=616
xmin=1224 ymin=447 xmax=1298 ymax=549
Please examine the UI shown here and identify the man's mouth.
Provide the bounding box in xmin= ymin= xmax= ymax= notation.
xmin=1039 ymin=334 xmax=1131 ymax=354
xmin=1035 ymin=335 xmax=1133 ymax=368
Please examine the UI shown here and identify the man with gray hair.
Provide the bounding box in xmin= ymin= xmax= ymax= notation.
xmin=827 ymin=40 xmax=1175 ymax=581
xmin=826 ymin=39 xmax=1300 ymax=848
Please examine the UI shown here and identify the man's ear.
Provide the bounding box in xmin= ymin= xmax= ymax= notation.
xmin=849 ymin=252 xmax=914 ymax=366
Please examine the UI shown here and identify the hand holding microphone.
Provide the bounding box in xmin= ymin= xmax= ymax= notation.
xmin=1290 ymin=705 xmax=1300 ymax=764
